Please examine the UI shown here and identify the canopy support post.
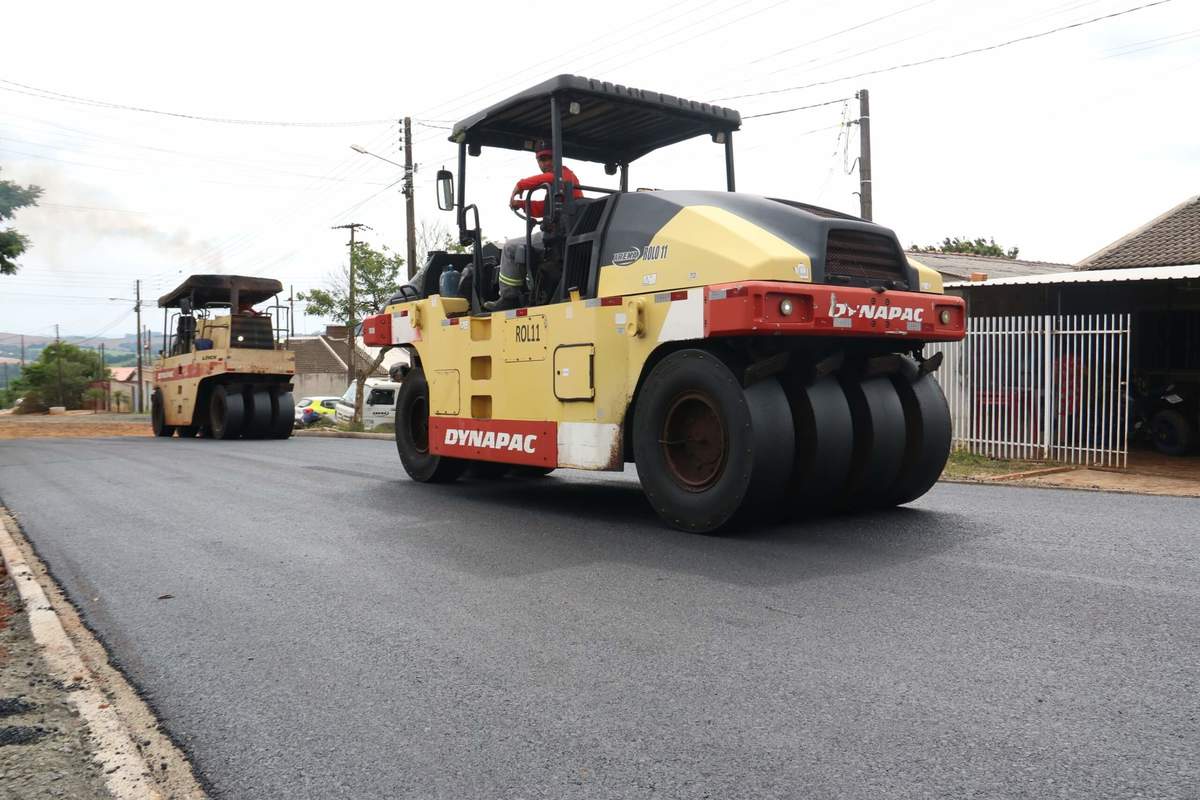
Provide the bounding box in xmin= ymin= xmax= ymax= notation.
xmin=724 ymin=133 xmax=736 ymax=192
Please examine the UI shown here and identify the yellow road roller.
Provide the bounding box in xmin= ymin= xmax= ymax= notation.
xmin=152 ymin=275 xmax=295 ymax=440
xmin=362 ymin=75 xmax=966 ymax=531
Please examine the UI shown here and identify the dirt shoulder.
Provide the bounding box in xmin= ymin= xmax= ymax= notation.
xmin=941 ymin=450 xmax=1200 ymax=498
xmin=0 ymin=559 xmax=115 ymax=800
xmin=0 ymin=413 xmax=151 ymax=440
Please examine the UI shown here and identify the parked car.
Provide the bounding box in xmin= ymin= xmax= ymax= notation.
xmin=334 ymin=379 xmax=401 ymax=430
xmin=294 ymin=396 xmax=340 ymax=425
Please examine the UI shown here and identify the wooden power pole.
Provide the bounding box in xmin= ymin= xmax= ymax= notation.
xmin=856 ymin=89 xmax=873 ymax=221
xmin=403 ymin=117 xmax=418 ymax=279
xmin=134 ymin=279 xmax=144 ymax=413
xmin=55 ymin=323 xmax=64 ymax=407
xmin=99 ymin=342 xmax=107 ymax=411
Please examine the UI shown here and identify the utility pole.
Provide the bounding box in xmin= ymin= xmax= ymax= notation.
xmin=20 ymin=334 xmax=25 ymax=366
xmin=288 ymin=285 xmax=295 ymax=338
xmin=403 ymin=117 xmax=418 ymax=279
xmin=134 ymin=280 xmax=144 ymax=414
xmin=55 ymin=323 xmax=64 ymax=407
xmin=856 ymin=89 xmax=873 ymax=221
xmin=332 ymin=223 xmax=370 ymax=424
xmin=99 ymin=342 xmax=107 ymax=412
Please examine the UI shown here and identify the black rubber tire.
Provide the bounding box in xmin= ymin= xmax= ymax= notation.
xmin=1150 ymin=409 xmax=1195 ymax=456
xmin=633 ymin=348 xmax=793 ymax=533
xmin=243 ymin=389 xmax=272 ymax=439
xmin=150 ymin=389 xmax=175 ymax=438
xmin=269 ymin=391 xmax=295 ymax=439
xmin=209 ymin=385 xmax=246 ymax=440
xmin=837 ymin=374 xmax=908 ymax=508
xmin=884 ymin=358 xmax=953 ymax=506
xmin=395 ymin=369 xmax=467 ymax=483
xmin=177 ymin=425 xmax=201 ymax=438
xmin=468 ymin=461 xmax=510 ymax=479
xmin=782 ymin=373 xmax=853 ymax=509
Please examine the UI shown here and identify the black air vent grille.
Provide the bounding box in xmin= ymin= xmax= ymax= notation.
xmin=564 ymin=241 xmax=593 ymax=293
xmin=825 ymin=229 xmax=908 ymax=286
xmin=230 ymin=315 xmax=275 ymax=350
xmin=572 ymin=200 xmax=606 ymax=236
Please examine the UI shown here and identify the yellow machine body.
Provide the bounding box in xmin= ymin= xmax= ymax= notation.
xmin=376 ymin=203 xmax=961 ymax=471
xmin=154 ymin=313 xmax=296 ymax=427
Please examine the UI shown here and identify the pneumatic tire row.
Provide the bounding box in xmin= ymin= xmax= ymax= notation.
xmin=634 ymin=349 xmax=951 ymax=533
xmin=391 ymin=349 xmax=952 ymax=533
xmin=152 ymin=385 xmax=294 ymax=440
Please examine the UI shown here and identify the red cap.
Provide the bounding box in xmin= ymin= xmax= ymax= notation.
xmin=535 ymin=148 xmax=553 ymax=159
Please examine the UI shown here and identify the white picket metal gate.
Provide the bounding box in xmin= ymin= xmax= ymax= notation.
xmin=926 ymin=314 xmax=1131 ymax=467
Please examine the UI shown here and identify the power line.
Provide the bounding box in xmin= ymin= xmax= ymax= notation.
xmin=746 ymin=0 xmax=937 ymax=67
xmin=0 ymin=78 xmax=395 ymax=127
xmin=717 ymin=0 xmax=1177 ymax=101
xmin=0 ymin=131 xmax=392 ymax=185
xmin=743 ymin=96 xmax=853 ymax=120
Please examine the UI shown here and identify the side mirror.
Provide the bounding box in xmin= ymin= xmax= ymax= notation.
xmin=436 ymin=169 xmax=454 ymax=211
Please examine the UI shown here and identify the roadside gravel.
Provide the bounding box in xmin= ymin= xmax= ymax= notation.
xmin=0 ymin=559 xmax=114 ymax=800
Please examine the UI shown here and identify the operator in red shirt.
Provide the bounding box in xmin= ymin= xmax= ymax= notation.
xmin=485 ymin=146 xmax=583 ymax=311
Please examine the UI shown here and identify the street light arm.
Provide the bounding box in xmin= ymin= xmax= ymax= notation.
xmin=349 ymin=144 xmax=404 ymax=170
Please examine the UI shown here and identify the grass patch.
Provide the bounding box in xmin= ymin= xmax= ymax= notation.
xmin=941 ymin=449 xmax=1052 ymax=481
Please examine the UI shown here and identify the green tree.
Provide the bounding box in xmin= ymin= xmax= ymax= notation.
xmin=912 ymin=236 xmax=1019 ymax=260
xmin=1 ymin=166 xmax=44 ymax=275
xmin=299 ymin=241 xmax=404 ymax=424
xmin=9 ymin=342 xmax=107 ymax=412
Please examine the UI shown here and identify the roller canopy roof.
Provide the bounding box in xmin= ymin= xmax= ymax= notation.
xmin=158 ymin=275 xmax=283 ymax=308
xmin=450 ymin=75 xmax=741 ymax=164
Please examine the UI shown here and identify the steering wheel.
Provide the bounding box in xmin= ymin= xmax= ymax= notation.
xmin=510 ymin=192 xmax=531 ymax=222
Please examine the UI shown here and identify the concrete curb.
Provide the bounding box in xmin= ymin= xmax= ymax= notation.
xmin=0 ymin=510 xmax=166 ymax=800
xmin=988 ymin=466 xmax=1076 ymax=482
xmin=293 ymin=428 xmax=392 ymax=440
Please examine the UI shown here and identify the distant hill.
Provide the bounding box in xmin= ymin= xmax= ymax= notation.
xmin=0 ymin=331 xmax=164 ymax=359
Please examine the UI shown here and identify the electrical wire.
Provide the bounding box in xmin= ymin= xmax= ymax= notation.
xmin=0 ymin=79 xmax=395 ymax=127
xmin=717 ymin=0 xmax=1177 ymax=100
xmin=746 ymin=0 xmax=938 ymax=67
xmin=743 ymin=97 xmax=853 ymax=120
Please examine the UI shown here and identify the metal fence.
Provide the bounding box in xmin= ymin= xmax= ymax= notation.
xmin=926 ymin=314 xmax=1131 ymax=467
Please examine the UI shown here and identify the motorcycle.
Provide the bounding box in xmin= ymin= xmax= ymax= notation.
xmin=1130 ymin=378 xmax=1197 ymax=456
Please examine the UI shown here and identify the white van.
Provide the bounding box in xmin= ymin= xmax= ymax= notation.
xmin=334 ymin=379 xmax=401 ymax=430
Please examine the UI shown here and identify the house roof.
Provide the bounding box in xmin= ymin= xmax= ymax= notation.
xmin=906 ymin=251 xmax=1072 ymax=281
xmin=108 ymin=367 xmax=141 ymax=382
xmin=286 ymin=336 xmax=386 ymax=377
xmin=1078 ymin=195 xmax=1200 ymax=270
xmin=947 ymin=263 xmax=1200 ymax=289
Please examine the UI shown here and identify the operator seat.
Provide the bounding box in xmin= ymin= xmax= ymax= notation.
xmin=174 ymin=314 xmax=197 ymax=355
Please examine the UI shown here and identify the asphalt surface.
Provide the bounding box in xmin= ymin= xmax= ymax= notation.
xmin=1 ymin=436 xmax=1197 ymax=799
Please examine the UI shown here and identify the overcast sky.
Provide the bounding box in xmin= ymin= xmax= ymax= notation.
xmin=1 ymin=0 xmax=1197 ymax=336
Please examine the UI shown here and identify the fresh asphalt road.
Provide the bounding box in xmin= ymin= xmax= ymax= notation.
xmin=0 ymin=436 xmax=1196 ymax=800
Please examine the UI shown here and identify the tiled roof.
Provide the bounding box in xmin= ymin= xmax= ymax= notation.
xmin=1078 ymin=195 xmax=1200 ymax=270
xmin=287 ymin=336 xmax=385 ymax=377
xmin=108 ymin=367 xmax=141 ymax=382
xmin=906 ymin=251 xmax=1071 ymax=281
xmin=287 ymin=337 xmax=346 ymax=375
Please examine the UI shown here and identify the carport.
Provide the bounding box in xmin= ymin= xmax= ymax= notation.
xmin=942 ymin=264 xmax=1200 ymax=462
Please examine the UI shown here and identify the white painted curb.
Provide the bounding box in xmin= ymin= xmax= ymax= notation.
xmin=293 ymin=428 xmax=392 ymax=440
xmin=0 ymin=512 xmax=165 ymax=800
